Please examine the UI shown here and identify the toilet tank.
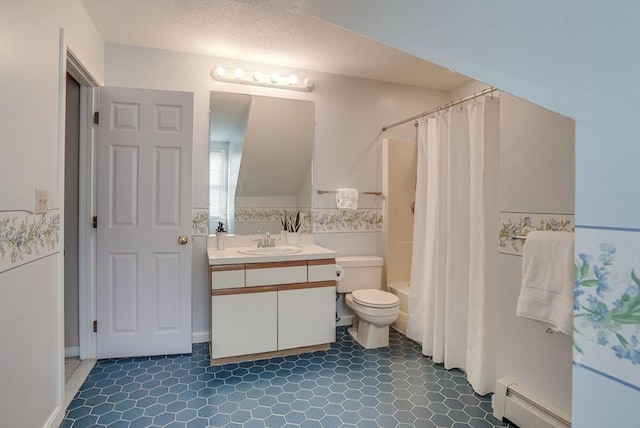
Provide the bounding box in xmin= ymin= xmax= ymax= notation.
xmin=336 ymin=256 xmax=384 ymax=293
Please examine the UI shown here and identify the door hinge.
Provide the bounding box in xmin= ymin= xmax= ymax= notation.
xmin=93 ymin=320 xmax=98 ymax=333
xmin=93 ymin=111 xmax=99 ymax=125
xmin=92 ymin=216 xmax=97 ymax=229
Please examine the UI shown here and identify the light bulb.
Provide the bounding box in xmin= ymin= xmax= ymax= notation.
xmin=214 ymin=66 xmax=226 ymax=77
xmin=271 ymin=73 xmax=280 ymax=84
xmin=288 ymin=74 xmax=298 ymax=85
xmin=234 ymin=68 xmax=245 ymax=79
xmin=304 ymin=78 xmax=314 ymax=89
xmin=253 ymin=71 xmax=262 ymax=81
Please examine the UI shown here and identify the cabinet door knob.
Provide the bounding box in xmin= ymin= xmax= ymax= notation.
xmin=178 ymin=235 xmax=189 ymax=245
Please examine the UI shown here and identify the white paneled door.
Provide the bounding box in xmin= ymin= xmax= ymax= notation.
xmin=97 ymin=87 xmax=193 ymax=358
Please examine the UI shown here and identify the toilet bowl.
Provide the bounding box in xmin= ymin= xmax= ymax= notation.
xmin=345 ymin=290 xmax=400 ymax=348
xmin=336 ymin=256 xmax=400 ymax=349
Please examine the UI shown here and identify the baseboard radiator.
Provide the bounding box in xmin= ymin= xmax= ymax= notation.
xmin=493 ymin=378 xmax=571 ymax=428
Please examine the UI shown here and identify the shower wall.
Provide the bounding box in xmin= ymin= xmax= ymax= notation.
xmin=382 ymin=138 xmax=417 ymax=287
xmin=383 ymin=138 xmax=417 ymax=333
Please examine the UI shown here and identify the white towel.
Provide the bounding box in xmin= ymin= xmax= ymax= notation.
xmin=336 ymin=188 xmax=358 ymax=210
xmin=516 ymin=231 xmax=574 ymax=336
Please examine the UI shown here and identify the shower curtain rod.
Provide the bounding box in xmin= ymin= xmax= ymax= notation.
xmin=381 ymin=87 xmax=499 ymax=132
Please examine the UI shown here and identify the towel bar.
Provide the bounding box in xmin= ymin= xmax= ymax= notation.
xmin=316 ymin=189 xmax=383 ymax=196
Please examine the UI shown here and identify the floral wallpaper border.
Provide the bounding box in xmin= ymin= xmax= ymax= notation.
xmin=499 ymin=212 xmax=574 ymax=255
xmin=235 ymin=208 xmax=291 ymax=223
xmin=192 ymin=208 xmax=209 ymax=236
xmin=235 ymin=208 xmax=313 ymax=233
xmin=573 ymin=227 xmax=640 ymax=389
xmin=194 ymin=208 xmax=321 ymax=235
xmin=312 ymin=208 xmax=383 ymax=233
xmin=0 ymin=210 xmax=60 ymax=272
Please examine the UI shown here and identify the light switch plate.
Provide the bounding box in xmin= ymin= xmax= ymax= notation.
xmin=35 ymin=189 xmax=48 ymax=214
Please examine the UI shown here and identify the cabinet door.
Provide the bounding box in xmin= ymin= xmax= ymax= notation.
xmin=278 ymin=283 xmax=336 ymax=350
xmin=211 ymin=289 xmax=277 ymax=359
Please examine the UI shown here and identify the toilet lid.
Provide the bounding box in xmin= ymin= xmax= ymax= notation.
xmin=352 ymin=289 xmax=399 ymax=308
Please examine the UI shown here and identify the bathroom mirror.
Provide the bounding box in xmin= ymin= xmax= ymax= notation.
xmin=209 ymin=92 xmax=314 ymax=234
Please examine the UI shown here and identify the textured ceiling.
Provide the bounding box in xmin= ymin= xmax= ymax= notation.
xmin=81 ymin=0 xmax=471 ymax=91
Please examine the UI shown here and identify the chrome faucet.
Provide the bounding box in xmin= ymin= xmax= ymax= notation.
xmin=255 ymin=231 xmax=279 ymax=248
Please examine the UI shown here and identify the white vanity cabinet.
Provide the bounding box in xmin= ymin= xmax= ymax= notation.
xmin=209 ymin=256 xmax=337 ymax=365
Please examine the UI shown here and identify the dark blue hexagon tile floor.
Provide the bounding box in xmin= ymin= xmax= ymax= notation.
xmin=61 ymin=328 xmax=506 ymax=427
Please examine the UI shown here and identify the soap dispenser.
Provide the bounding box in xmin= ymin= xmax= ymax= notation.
xmin=216 ymin=222 xmax=227 ymax=250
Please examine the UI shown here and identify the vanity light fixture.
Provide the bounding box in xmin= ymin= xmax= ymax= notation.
xmin=210 ymin=66 xmax=314 ymax=92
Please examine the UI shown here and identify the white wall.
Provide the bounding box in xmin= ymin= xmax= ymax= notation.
xmin=301 ymin=1 xmax=640 ymax=426
xmin=496 ymin=93 xmax=575 ymax=411
xmin=103 ymin=43 xmax=448 ymax=337
xmin=0 ymin=1 xmax=104 ymax=427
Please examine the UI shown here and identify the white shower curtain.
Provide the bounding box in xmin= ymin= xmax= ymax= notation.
xmin=407 ymin=96 xmax=500 ymax=395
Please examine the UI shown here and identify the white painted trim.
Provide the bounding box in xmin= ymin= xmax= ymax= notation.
xmin=56 ymin=28 xmax=68 ymax=423
xmin=54 ymin=30 xmax=101 ymax=428
xmin=43 ymin=404 xmax=63 ymax=428
xmin=77 ymin=85 xmax=98 ymax=360
xmin=65 ymin=37 xmax=104 ymax=87
xmin=65 ymin=346 xmax=80 ymax=358
xmin=63 ymin=34 xmax=100 ymax=362
xmin=192 ymin=331 xmax=211 ymax=344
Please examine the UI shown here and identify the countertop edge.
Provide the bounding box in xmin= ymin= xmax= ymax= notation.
xmin=207 ymin=245 xmax=337 ymax=265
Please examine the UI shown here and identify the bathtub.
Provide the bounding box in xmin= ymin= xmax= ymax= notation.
xmin=387 ymin=282 xmax=409 ymax=335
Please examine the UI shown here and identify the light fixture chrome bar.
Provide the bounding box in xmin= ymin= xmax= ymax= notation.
xmin=382 ymin=87 xmax=499 ymax=132
xmin=210 ymin=66 xmax=314 ymax=92
xmin=316 ymin=190 xmax=383 ymax=196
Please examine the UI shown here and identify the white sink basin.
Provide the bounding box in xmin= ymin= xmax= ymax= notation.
xmin=237 ymin=246 xmax=302 ymax=255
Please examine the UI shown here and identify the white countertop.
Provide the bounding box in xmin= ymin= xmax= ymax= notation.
xmin=208 ymin=244 xmax=337 ymax=265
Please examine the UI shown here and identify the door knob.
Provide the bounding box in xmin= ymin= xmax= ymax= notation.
xmin=178 ymin=235 xmax=189 ymax=245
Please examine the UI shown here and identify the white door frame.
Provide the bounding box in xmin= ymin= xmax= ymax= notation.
xmin=58 ymin=29 xmax=102 ymax=367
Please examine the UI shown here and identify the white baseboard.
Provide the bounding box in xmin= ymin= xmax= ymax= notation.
xmin=65 ymin=346 xmax=79 ymax=358
xmin=44 ymin=404 xmax=63 ymax=428
xmin=192 ymin=331 xmax=210 ymax=344
xmin=336 ymin=314 xmax=354 ymax=327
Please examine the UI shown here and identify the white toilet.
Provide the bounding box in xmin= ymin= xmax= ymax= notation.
xmin=336 ymin=256 xmax=400 ymax=349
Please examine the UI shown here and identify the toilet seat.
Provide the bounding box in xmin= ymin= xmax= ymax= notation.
xmin=352 ymin=289 xmax=399 ymax=308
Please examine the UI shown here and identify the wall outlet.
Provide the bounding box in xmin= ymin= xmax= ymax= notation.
xmin=34 ymin=189 xmax=48 ymax=214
